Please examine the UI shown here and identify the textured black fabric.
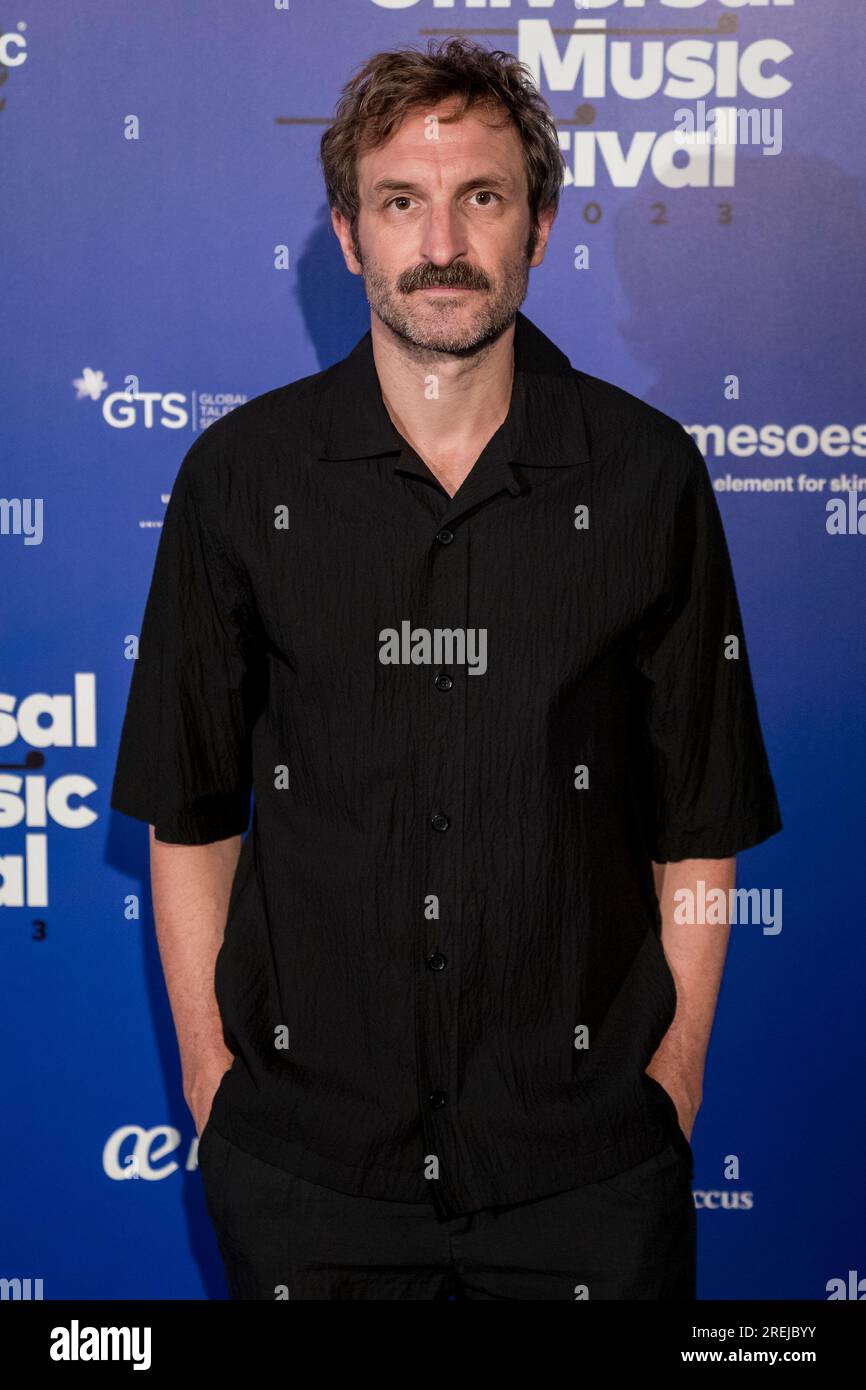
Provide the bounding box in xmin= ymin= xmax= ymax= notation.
xmin=197 ymin=1122 xmax=697 ymax=1300
xmin=111 ymin=311 xmax=782 ymax=1217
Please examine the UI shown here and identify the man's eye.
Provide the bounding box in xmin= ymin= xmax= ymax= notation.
xmin=385 ymin=191 xmax=501 ymax=211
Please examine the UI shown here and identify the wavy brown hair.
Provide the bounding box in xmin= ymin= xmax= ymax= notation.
xmin=319 ymin=37 xmax=564 ymax=260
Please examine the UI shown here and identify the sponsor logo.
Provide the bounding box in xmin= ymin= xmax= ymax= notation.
xmin=103 ymin=1125 xmax=202 ymax=1180
xmin=0 ymin=675 xmax=97 ymax=909
xmin=692 ymin=1190 xmax=754 ymax=1210
xmin=72 ymin=368 xmax=246 ymax=432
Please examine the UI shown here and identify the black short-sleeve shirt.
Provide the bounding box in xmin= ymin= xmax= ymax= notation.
xmin=110 ymin=311 xmax=782 ymax=1217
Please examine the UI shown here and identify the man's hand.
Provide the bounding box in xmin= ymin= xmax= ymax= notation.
xmin=645 ymin=1063 xmax=702 ymax=1142
xmin=185 ymin=1047 xmax=235 ymax=1139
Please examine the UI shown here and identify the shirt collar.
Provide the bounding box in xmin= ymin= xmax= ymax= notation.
xmin=314 ymin=311 xmax=591 ymax=495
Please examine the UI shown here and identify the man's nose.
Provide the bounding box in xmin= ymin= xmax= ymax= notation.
xmin=417 ymin=205 xmax=468 ymax=268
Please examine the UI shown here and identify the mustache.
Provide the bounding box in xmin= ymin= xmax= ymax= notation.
xmin=400 ymin=264 xmax=490 ymax=292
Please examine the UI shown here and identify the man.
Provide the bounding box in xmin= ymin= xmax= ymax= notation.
xmin=111 ymin=37 xmax=782 ymax=1300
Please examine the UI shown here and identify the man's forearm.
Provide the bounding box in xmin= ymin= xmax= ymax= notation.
xmin=647 ymin=855 xmax=736 ymax=1138
xmin=149 ymin=826 xmax=240 ymax=1129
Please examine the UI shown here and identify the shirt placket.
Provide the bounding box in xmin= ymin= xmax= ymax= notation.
xmin=410 ymin=456 xmax=524 ymax=1217
xmin=415 ymin=511 xmax=469 ymax=1218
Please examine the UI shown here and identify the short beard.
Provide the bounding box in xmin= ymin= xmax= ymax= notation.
xmin=351 ymin=222 xmax=538 ymax=359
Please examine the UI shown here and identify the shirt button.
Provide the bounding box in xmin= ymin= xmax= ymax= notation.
xmin=429 ymin=1090 xmax=448 ymax=1109
xmin=426 ymin=951 xmax=447 ymax=971
xmin=430 ymin=812 xmax=450 ymax=832
xmin=436 ymin=528 xmax=455 ymax=546
xmin=434 ymin=672 xmax=453 ymax=691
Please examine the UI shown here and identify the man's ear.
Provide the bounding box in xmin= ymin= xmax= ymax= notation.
xmin=529 ymin=202 xmax=557 ymax=268
xmin=331 ymin=208 xmax=363 ymax=276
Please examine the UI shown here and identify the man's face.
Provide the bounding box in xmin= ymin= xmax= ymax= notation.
xmin=332 ymin=101 xmax=555 ymax=355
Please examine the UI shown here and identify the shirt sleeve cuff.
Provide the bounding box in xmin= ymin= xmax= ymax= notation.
xmin=650 ymin=804 xmax=783 ymax=863
xmin=110 ymin=788 xmax=252 ymax=845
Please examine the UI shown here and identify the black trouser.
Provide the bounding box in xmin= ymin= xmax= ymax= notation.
xmin=197 ymin=1125 xmax=696 ymax=1300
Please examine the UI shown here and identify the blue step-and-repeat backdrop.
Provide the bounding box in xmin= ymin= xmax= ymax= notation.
xmin=2 ymin=2 xmax=864 ymax=1300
